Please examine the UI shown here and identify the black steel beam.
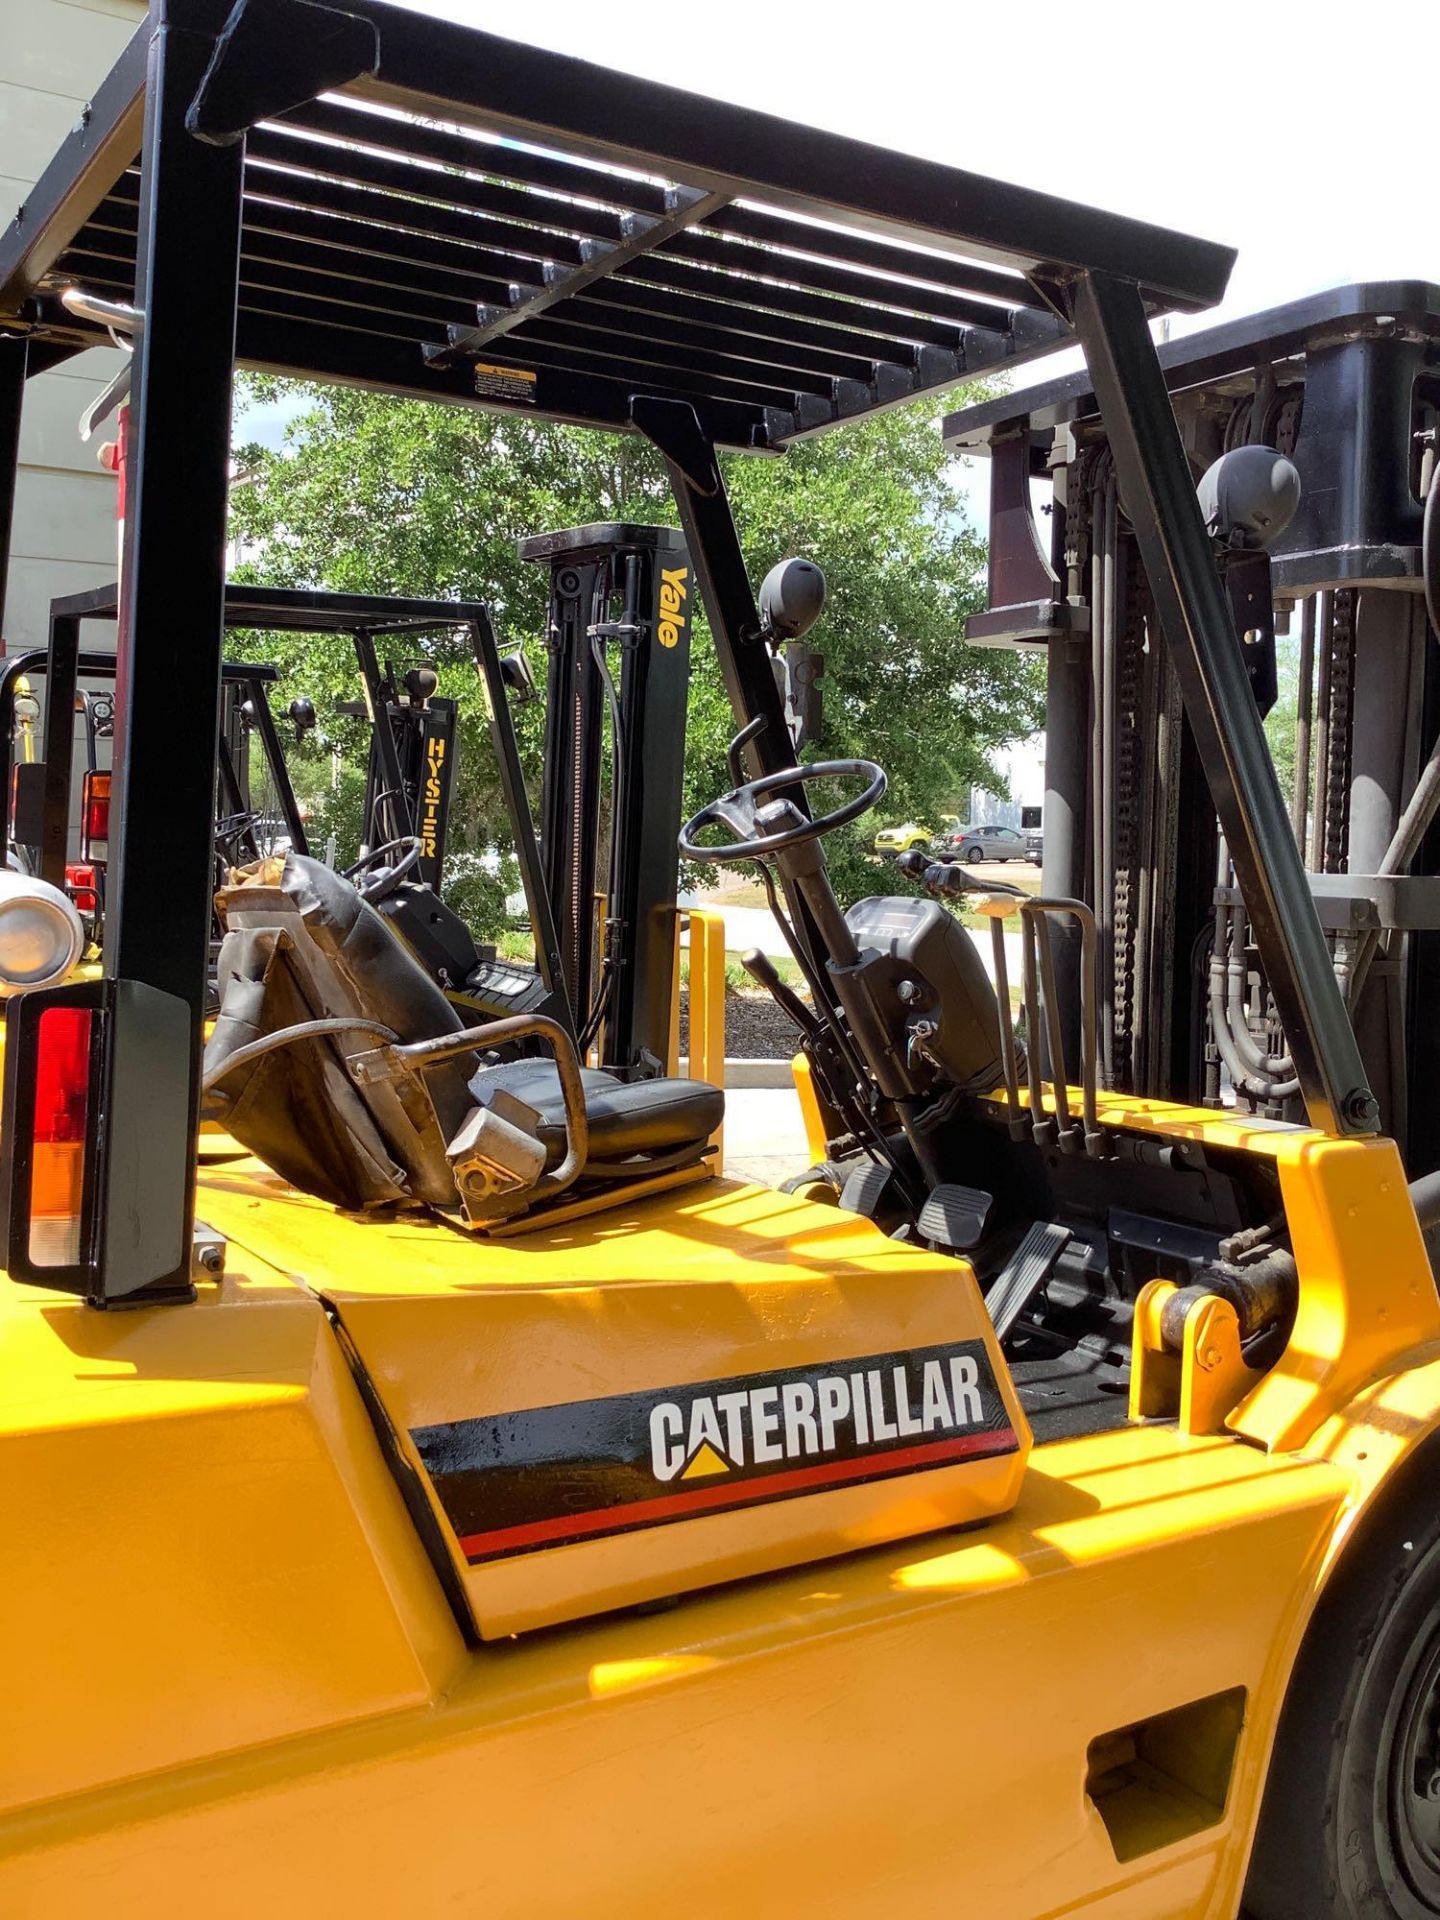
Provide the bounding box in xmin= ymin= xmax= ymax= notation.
xmin=707 ymin=204 xmax=1049 ymax=311
xmin=276 ymin=95 xmax=674 ymax=217
xmin=507 ymin=313 xmax=837 ymax=403
xmin=944 ymin=279 xmax=1440 ymax=453
xmin=247 ymin=123 xmax=632 ymax=249
xmin=0 ymin=333 xmax=27 ymax=632
xmin=185 ymin=0 xmax=379 ymax=144
xmin=99 ymin=160 xmax=601 ymax=281
xmin=623 ymin=251 xmax=974 ymax=354
xmin=452 ymin=185 xmax=729 ymax=356
xmin=100 ymin=3 xmax=246 ymax=1295
xmin=246 ymin=164 xmax=590 ymax=272
xmin=78 ymin=186 xmax=521 ymax=311
xmin=341 ymin=4 xmax=1234 ymax=309
xmin=51 ymin=575 xmax=499 ymax=640
xmin=579 ymin=273 xmax=936 ymax=370
xmin=633 ymin=399 xmax=789 ymax=779
xmin=234 ymin=305 xmax=787 ymax=447
xmin=435 ymin=324 xmax=813 ymax=415
xmin=1073 ymin=271 xmax=1377 ymax=1137
xmin=0 ymin=21 xmax=147 ymax=312
xmin=668 ymin=225 xmax=1037 ymax=335
xmin=542 ymin=293 xmax=900 ymax=386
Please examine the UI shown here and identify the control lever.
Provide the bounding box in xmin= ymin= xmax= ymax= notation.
xmin=741 ymin=947 xmax=825 ymax=1044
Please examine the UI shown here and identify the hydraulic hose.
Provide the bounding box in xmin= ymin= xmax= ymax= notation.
xmin=1224 ymin=908 xmax=1293 ymax=1080
xmin=1207 ymin=946 xmax=1299 ymax=1102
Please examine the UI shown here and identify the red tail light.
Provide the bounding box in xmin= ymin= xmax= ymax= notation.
xmin=64 ymin=862 xmax=98 ymax=918
xmin=30 ymin=1005 xmax=92 ymax=1246
xmin=81 ymin=769 xmax=110 ymax=863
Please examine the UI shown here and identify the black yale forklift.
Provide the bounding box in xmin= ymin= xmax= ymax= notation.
xmin=3 ymin=4 xmax=1440 ymax=1914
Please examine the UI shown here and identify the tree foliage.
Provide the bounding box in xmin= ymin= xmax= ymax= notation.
xmin=229 ymin=380 xmax=1043 ymax=918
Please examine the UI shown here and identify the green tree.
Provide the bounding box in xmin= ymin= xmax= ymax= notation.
xmin=229 ymin=379 xmax=1042 ymax=921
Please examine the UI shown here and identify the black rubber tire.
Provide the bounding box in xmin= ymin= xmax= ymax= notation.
xmin=965 ymin=845 xmax=984 ymax=864
xmin=1246 ymin=1447 xmax=1440 ymax=1918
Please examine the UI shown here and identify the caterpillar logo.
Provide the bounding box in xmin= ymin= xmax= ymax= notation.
xmin=649 ymin=1353 xmax=986 ymax=1484
xmin=420 ymin=735 xmax=446 ymax=861
xmin=657 ymin=565 xmax=688 ymax=649
xmin=411 ymin=1340 xmax=1016 ymax=1563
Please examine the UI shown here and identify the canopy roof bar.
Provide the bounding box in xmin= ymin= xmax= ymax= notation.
xmin=0 ymin=1 xmax=1234 ymax=450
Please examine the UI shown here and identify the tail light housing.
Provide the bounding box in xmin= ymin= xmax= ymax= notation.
xmin=65 ymin=862 xmax=99 ymax=920
xmin=0 ymin=981 xmax=102 ymax=1283
xmin=81 ymin=769 xmax=110 ymax=863
xmin=0 ymin=978 xmax=195 ymax=1303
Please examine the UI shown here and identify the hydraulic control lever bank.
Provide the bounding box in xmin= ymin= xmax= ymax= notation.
xmin=0 ymin=5 xmax=1438 ymax=1917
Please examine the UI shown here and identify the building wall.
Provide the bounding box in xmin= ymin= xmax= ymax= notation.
xmin=0 ymin=0 xmax=144 ymax=650
xmin=969 ymin=733 xmax=1046 ymax=828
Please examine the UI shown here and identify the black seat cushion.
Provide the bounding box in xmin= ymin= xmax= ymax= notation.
xmin=476 ymin=1060 xmax=723 ymax=1166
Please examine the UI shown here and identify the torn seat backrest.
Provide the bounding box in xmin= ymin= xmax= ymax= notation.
xmin=206 ymin=853 xmax=478 ymax=1211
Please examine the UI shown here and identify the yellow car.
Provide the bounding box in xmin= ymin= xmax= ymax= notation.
xmin=873 ymin=820 xmax=932 ymax=855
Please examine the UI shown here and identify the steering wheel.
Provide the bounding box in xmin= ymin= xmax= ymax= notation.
xmin=344 ymin=835 xmax=424 ymax=903
xmin=678 ymin=759 xmax=886 ymax=865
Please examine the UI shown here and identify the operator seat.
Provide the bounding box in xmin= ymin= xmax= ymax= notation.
xmin=204 ymin=853 xmax=722 ymax=1216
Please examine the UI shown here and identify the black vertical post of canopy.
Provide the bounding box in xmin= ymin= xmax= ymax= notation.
xmin=0 ymin=334 xmax=27 ymax=637
xmin=99 ymin=2 xmax=247 ymax=1292
xmin=635 ymin=397 xmax=843 ymax=1001
xmin=1073 ymin=271 xmax=1377 ymax=1137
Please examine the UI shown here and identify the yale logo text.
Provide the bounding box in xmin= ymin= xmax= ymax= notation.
xmin=658 ymin=565 xmax=688 ymax=649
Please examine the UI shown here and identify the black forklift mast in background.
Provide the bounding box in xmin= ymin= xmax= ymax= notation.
xmin=944 ymin=281 xmax=1440 ymax=1158
xmin=522 ymin=523 xmax=693 ymax=1079
xmin=346 ymin=634 xmax=457 ymax=894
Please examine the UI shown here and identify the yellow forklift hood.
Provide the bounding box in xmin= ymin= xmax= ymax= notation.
xmin=196 ymin=1165 xmax=1031 ymax=1636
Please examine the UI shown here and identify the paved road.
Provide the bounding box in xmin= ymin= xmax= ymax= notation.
xmin=722 ymin=1087 xmax=810 ymax=1187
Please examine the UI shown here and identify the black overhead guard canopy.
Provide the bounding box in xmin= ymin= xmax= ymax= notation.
xmin=0 ymin=0 xmax=1235 ymax=451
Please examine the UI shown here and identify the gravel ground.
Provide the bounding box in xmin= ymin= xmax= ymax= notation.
xmin=679 ymin=988 xmax=802 ymax=1059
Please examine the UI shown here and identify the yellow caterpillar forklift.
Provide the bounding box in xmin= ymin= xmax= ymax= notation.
xmin=2 ymin=3 xmax=1439 ymax=1914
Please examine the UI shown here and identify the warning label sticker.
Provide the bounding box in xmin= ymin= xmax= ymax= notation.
xmin=473 ymin=362 xmax=537 ymax=405
xmin=411 ymin=1339 xmax=1017 ymax=1563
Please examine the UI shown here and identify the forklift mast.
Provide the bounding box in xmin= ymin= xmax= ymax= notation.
xmin=349 ymin=635 xmax=457 ymax=894
xmin=523 ymin=523 xmax=693 ymax=1078
xmin=943 ymin=281 xmax=1440 ymax=1167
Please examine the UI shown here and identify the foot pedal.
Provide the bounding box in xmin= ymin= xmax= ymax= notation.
xmin=918 ymin=1183 xmax=994 ymax=1252
xmin=839 ymin=1159 xmax=893 ymax=1220
xmin=987 ymin=1221 xmax=1071 ymax=1340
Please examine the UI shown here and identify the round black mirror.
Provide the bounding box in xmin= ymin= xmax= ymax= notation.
xmin=1196 ymin=445 xmax=1301 ymax=551
xmin=759 ymin=556 xmax=827 ymax=639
